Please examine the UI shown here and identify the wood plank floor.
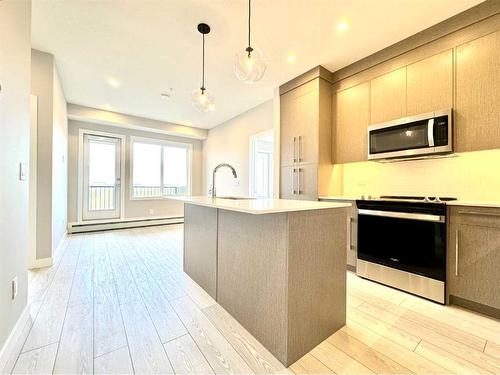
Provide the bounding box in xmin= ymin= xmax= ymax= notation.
xmin=3 ymin=225 xmax=500 ymax=374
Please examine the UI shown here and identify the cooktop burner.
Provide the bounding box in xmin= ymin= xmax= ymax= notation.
xmin=360 ymin=195 xmax=457 ymax=203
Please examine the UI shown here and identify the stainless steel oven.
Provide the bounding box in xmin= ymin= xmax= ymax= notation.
xmin=368 ymin=108 xmax=452 ymax=160
xmin=356 ymin=197 xmax=452 ymax=303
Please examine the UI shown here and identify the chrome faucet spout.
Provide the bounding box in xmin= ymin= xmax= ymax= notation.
xmin=211 ymin=163 xmax=238 ymax=198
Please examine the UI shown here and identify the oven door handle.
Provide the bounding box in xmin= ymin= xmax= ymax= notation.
xmin=358 ymin=209 xmax=445 ymax=223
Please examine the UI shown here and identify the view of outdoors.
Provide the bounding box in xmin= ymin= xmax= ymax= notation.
xmin=132 ymin=141 xmax=189 ymax=198
xmin=88 ymin=139 xmax=116 ymax=211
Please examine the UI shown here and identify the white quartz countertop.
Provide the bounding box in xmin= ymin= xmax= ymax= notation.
xmin=169 ymin=196 xmax=351 ymax=214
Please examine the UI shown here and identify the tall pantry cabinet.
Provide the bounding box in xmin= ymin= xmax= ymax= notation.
xmin=279 ymin=67 xmax=333 ymax=201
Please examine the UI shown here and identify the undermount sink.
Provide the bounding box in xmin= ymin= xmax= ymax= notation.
xmin=216 ymin=196 xmax=256 ymax=200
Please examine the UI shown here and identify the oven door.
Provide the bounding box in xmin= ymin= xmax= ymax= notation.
xmin=357 ymin=209 xmax=446 ymax=281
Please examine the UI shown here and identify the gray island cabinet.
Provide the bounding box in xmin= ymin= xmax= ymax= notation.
xmin=177 ymin=196 xmax=350 ymax=366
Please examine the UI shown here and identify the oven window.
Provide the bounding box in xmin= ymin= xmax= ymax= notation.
xmin=370 ymin=120 xmax=430 ymax=154
xmin=357 ymin=214 xmax=446 ymax=281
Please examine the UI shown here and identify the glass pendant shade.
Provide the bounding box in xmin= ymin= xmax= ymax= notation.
xmin=234 ymin=47 xmax=266 ymax=83
xmin=191 ymin=88 xmax=215 ymax=113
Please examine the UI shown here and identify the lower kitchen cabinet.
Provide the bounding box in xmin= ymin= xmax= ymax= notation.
xmin=320 ymin=198 xmax=357 ymax=269
xmin=448 ymin=207 xmax=500 ymax=317
xmin=280 ymin=164 xmax=318 ymax=201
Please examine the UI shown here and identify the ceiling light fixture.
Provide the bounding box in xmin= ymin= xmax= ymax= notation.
xmin=336 ymin=21 xmax=349 ymax=32
xmin=234 ymin=0 xmax=266 ymax=83
xmin=107 ymin=77 xmax=120 ymax=88
xmin=287 ymin=55 xmax=297 ymax=63
xmin=191 ymin=23 xmax=215 ymax=113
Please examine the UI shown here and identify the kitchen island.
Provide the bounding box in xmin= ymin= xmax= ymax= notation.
xmin=173 ymin=196 xmax=350 ymax=366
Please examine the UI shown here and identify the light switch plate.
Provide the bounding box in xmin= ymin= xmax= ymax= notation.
xmin=19 ymin=162 xmax=27 ymax=181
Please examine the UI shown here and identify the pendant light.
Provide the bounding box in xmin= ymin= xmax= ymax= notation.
xmin=192 ymin=23 xmax=215 ymax=112
xmin=234 ymin=0 xmax=266 ymax=83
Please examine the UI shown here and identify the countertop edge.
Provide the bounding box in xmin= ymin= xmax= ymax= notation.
xmin=182 ymin=201 xmax=352 ymax=215
xmin=446 ymin=201 xmax=500 ymax=209
xmin=168 ymin=196 xmax=351 ymax=214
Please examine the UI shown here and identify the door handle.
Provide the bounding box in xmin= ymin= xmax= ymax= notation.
xmin=293 ymin=137 xmax=297 ymax=163
xmin=349 ymin=217 xmax=354 ymax=250
xmin=455 ymin=229 xmax=459 ymax=276
xmin=297 ymin=168 xmax=302 ymax=195
xmin=297 ymin=136 xmax=302 ymax=162
xmin=292 ymin=168 xmax=297 ymax=195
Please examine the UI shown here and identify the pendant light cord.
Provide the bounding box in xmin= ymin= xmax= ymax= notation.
xmin=201 ymin=33 xmax=205 ymax=91
xmin=248 ymin=0 xmax=251 ymax=49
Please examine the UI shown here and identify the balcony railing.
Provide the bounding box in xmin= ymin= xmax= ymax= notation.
xmin=133 ymin=185 xmax=187 ymax=197
xmin=89 ymin=185 xmax=188 ymax=210
xmin=89 ymin=185 xmax=115 ymax=211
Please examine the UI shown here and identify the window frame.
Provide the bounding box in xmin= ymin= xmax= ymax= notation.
xmin=129 ymin=136 xmax=193 ymax=201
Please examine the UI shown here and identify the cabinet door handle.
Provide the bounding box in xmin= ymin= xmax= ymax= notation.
xmin=455 ymin=229 xmax=459 ymax=276
xmin=297 ymin=135 xmax=302 ymax=162
xmin=292 ymin=168 xmax=297 ymax=195
xmin=293 ymin=137 xmax=297 ymax=163
xmin=349 ymin=217 xmax=354 ymax=250
xmin=297 ymin=168 xmax=302 ymax=194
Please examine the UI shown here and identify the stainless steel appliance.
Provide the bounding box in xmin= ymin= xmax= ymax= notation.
xmin=368 ymin=109 xmax=452 ymax=160
xmin=356 ymin=196 xmax=456 ymax=304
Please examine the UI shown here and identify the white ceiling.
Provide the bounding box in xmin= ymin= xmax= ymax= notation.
xmin=32 ymin=0 xmax=483 ymax=129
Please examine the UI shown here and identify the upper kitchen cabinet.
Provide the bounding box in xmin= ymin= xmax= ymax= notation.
xmin=280 ymin=80 xmax=320 ymax=167
xmin=455 ymin=31 xmax=500 ymax=152
xmin=333 ymin=82 xmax=370 ymax=164
xmin=370 ymin=67 xmax=406 ymax=124
xmin=406 ymin=50 xmax=453 ymax=116
xmin=279 ymin=66 xmax=333 ymax=200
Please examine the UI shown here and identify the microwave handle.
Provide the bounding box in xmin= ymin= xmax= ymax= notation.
xmin=427 ymin=118 xmax=435 ymax=147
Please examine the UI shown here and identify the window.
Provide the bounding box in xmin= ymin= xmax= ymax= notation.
xmin=131 ymin=138 xmax=191 ymax=198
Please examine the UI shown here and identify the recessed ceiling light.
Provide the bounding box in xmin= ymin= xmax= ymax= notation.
xmin=107 ymin=77 xmax=120 ymax=88
xmin=287 ymin=55 xmax=297 ymax=63
xmin=336 ymin=21 xmax=349 ymax=32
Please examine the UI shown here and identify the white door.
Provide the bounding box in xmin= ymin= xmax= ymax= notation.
xmin=250 ymin=130 xmax=274 ymax=198
xmin=82 ymin=134 xmax=121 ymax=220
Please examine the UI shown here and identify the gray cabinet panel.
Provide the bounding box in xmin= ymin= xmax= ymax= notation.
xmin=183 ymin=204 xmax=217 ymax=299
xmin=448 ymin=222 xmax=500 ymax=311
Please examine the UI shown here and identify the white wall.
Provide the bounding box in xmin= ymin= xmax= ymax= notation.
xmin=333 ymin=149 xmax=500 ymax=201
xmin=0 ymin=0 xmax=31 ymax=353
xmin=31 ymin=49 xmax=53 ymax=261
xmin=52 ymin=65 xmax=68 ymax=252
xmin=67 ymin=120 xmax=203 ymax=222
xmin=30 ymin=49 xmax=68 ymax=263
xmin=202 ymin=100 xmax=274 ymax=197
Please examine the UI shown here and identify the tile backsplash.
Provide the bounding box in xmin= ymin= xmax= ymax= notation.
xmin=332 ymin=149 xmax=500 ymax=201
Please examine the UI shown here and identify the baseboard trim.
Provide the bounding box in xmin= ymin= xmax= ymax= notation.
xmin=0 ymin=305 xmax=29 ymax=373
xmin=450 ymin=295 xmax=500 ymax=320
xmin=68 ymin=216 xmax=184 ymax=233
xmin=29 ymin=257 xmax=53 ymax=270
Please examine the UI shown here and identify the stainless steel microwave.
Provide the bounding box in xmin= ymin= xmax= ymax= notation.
xmin=368 ymin=108 xmax=452 ymax=160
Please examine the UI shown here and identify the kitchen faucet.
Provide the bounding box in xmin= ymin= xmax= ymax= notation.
xmin=211 ymin=163 xmax=238 ymax=198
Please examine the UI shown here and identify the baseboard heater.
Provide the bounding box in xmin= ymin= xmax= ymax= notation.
xmin=68 ymin=216 xmax=184 ymax=234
